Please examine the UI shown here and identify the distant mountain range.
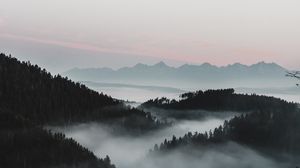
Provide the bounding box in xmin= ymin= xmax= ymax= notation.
xmin=63 ymin=61 xmax=296 ymax=89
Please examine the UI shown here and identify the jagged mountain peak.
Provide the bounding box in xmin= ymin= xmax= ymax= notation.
xmin=250 ymin=61 xmax=286 ymax=71
xmin=153 ymin=61 xmax=168 ymax=67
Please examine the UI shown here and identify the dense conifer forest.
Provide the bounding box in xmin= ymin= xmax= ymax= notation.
xmin=150 ymin=93 xmax=300 ymax=159
xmin=0 ymin=112 xmax=115 ymax=168
xmin=0 ymin=53 xmax=162 ymax=127
xmin=0 ymin=53 xmax=161 ymax=168
xmin=140 ymin=89 xmax=296 ymax=113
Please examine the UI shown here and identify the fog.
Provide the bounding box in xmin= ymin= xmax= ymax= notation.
xmin=141 ymin=142 xmax=290 ymax=168
xmin=92 ymin=86 xmax=182 ymax=102
xmin=52 ymin=111 xmax=295 ymax=168
xmin=54 ymin=115 xmax=227 ymax=167
xmin=141 ymin=107 xmax=239 ymax=120
xmin=50 ymin=87 xmax=299 ymax=168
xmin=86 ymin=83 xmax=300 ymax=103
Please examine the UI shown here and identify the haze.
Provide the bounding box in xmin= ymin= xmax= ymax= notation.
xmin=54 ymin=113 xmax=290 ymax=168
xmin=1 ymin=0 xmax=300 ymax=73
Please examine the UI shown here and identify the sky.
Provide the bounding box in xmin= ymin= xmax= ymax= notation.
xmin=0 ymin=0 xmax=300 ymax=73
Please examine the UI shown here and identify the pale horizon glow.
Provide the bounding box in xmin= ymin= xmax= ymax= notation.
xmin=0 ymin=0 xmax=299 ymax=73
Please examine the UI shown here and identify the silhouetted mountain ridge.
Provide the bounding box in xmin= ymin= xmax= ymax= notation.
xmin=64 ymin=61 xmax=291 ymax=88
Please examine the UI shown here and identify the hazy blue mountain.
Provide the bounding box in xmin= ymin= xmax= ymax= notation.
xmin=63 ymin=61 xmax=295 ymax=89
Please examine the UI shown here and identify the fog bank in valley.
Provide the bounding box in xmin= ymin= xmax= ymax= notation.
xmin=141 ymin=107 xmax=240 ymax=120
xmin=143 ymin=142 xmax=290 ymax=168
xmin=54 ymin=117 xmax=224 ymax=167
xmin=52 ymin=112 xmax=294 ymax=168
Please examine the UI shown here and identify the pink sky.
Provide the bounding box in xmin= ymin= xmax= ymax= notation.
xmin=0 ymin=0 xmax=299 ymax=72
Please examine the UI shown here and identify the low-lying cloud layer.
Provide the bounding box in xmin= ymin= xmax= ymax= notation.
xmin=142 ymin=142 xmax=290 ymax=168
xmin=52 ymin=112 xmax=297 ymax=168
xmin=54 ymin=117 xmax=225 ymax=167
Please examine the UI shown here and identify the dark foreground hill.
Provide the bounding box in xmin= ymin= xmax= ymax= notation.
xmin=0 ymin=112 xmax=115 ymax=168
xmin=149 ymin=90 xmax=300 ymax=164
xmin=0 ymin=53 xmax=162 ymax=168
xmin=0 ymin=53 xmax=162 ymax=129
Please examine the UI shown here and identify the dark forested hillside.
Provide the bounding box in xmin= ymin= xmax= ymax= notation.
xmin=150 ymin=95 xmax=300 ymax=160
xmin=140 ymin=89 xmax=296 ymax=113
xmin=0 ymin=53 xmax=163 ymax=129
xmin=0 ymin=112 xmax=115 ymax=168
xmin=0 ymin=53 xmax=162 ymax=168
xmin=0 ymin=53 xmax=121 ymax=125
xmin=147 ymin=89 xmax=300 ymax=161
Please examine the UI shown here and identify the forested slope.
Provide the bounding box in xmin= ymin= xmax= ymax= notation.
xmin=0 ymin=112 xmax=115 ymax=168
xmin=141 ymin=89 xmax=296 ymax=113
xmin=0 ymin=53 xmax=162 ymax=129
xmin=0 ymin=53 xmax=161 ymax=168
xmin=150 ymin=92 xmax=300 ymax=159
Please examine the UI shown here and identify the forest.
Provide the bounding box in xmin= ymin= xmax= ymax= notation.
xmin=140 ymin=89 xmax=296 ymax=113
xmin=0 ymin=53 xmax=164 ymax=129
xmin=0 ymin=111 xmax=115 ymax=168
xmin=150 ymin=95 xmax=300 ymax=161
xmin=0 ymin=53 xmax=164 ymax=168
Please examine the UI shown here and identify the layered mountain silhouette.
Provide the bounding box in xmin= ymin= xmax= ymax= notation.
xmin=64 ymin=61 xmax=294 ymax=89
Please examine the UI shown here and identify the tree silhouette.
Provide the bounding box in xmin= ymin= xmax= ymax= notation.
xmin=286 ymin=71 xmax=300 ymax=86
